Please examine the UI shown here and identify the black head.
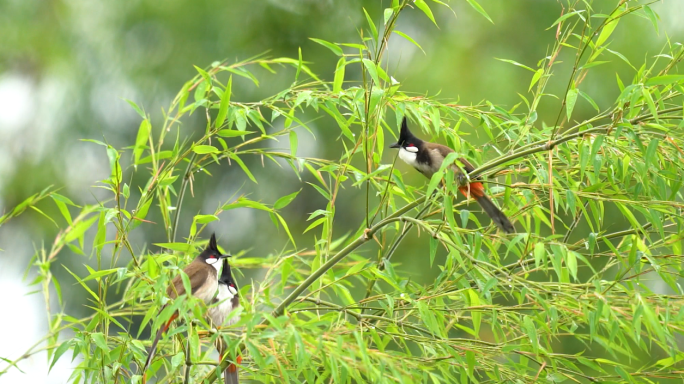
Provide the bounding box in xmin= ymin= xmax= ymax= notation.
xmin=199 ymin=233 xmax=229 ymax=263
xmin=219 ymin=257 xmax=237 ymax=290
xmin=390 ymin=118 xmax=423 ymax=150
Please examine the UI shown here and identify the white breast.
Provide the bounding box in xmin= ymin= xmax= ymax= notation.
xmin=207 ymin=285 xmax=239 ymax=326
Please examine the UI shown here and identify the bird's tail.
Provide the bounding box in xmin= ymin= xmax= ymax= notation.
xmin=218 ymin=350 xmax=240 ymax=384
xmin=225 ymin=356 xmax=241 ymax=384
xmin=458 ymin=182 xmax=515 ymax=233
xmin=142 ymin=311 xmax=178 ymax=383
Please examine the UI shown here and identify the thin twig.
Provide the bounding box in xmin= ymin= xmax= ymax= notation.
xmin=171 ymin=153 xmax=198 ymax=242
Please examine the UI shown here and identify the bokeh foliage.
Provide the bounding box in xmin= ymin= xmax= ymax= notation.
xmin=2 ymin=0 xmax=684 ymax=383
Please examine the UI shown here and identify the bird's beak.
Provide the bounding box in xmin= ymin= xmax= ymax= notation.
xmin=220 ymin=253 xmax=231 ymax=259
xmin=389 ymin=143 xmax=400 ymax=149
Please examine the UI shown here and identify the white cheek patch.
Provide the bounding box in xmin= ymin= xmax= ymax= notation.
xmin=398 ymin=147 xmax=418 ymax=166
xmin=405 ymin=146 xmax=419 ymax=153
xmin=206 ymin=258 xmax=222 ymax=272
xmin=228 ymin=286 xmax=238 ymax=296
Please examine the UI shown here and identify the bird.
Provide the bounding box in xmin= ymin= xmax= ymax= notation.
xmin=389 ymin=118 xmax=515 ymax=233
xmin=142 ymin=233 xmax=230 ymax=382
xmin=207 ymin=257 xmax=241 ymax=384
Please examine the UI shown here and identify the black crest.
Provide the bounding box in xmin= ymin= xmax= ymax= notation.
xmin=219 ymin=257 xmax=234 ymax=284
xmin=390 ymin=118 xmax=423 ymax=149
xmin=199 ymin=233 xmax=226 ymax=260
xmin=207 ymin=233 xmax=219 ymax=253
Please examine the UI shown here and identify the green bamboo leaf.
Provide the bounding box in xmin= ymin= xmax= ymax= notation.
xmin=294 ymin=47 xmax=303 ymax=83
xmin=393 ymin=30 xmax=425 ymax=54
xmin=226 ymin=67 xmax=259 ymax=87
xmin=194 ymin=214 xmax=219 ymax=224
xmin=656 ymin=352 xmax=684 ymax=368
xmin=49 ymin=341 xmax=71 ymax=372
xmin=193 ymin=145 xmax=219 ymax=154
xmin=495 ymin=58 xmax=536 ymax=72
xmin=223 ymin=197 xmax=272 ymax=212
xmin=644 ymin=138 xmax=659 ymax=169
xmin=81 ymin=268 xmax=120 ymax=282
xmin=429 ymin=237 xmax=438 ymax=267
xmin=414 ymin=0 xmax=436 ymax=25
xmin=64 ymin=216 xmax=98 ymax=244
xmin=523 ymin=317 xmax=538 ymax=353
xmin=193 ymin=65 xmax=212 ymax=85
xmin=362 ymin=59 xmax=380 ymax=85
xmin=229 ymin=153 xmax=257 ymax=183
xmin=464 ymin=0 xmax=493 ymax=23
xmin=51 ymin=196 xmax=72 ymax=225
xmin=606 ymin=49 xmax=635 ymax=70
xmin=566 ymin=251 xmax=578 ymax=281
xmin=362 ymin=8 xmax=378 ymax=41
xmin=217 ymin=129 xmax=255 ymax=137
xmin=615 ymin=203 xmax=640 ymax=230
xmin=643 ymin=5 xmax=659 ymax=35
xmin=579 ymin=90 xmax=600 ymax=112
xmin=645 ymin=75 xmax=684 ymax=86
xmin=467 ymin=289 xmax=481 ymax=336
xmin=534 ymin=242 xmax=545 ymax=268
xmin=246 ymin=109 xmax=266 ymax=134
xmin=529 ymin=68 xmax=544 ymax=91
xmin=426 ymin=170 xmax=444 ymax=199
xmin=274 ymin=190 xmax=301 ymax=210
xmin=309 ymin=38 xmax=343 ymax=56
xmin=171 ymin=351 xmax=185 ymax=370
xmin=383 ymin=8 xmax=394 ymax=25
xmin=91 ymin=333 xmax=109 ymax=352
xmin=596 ymin=6 xmax=623 ymax=46
xmin=215 ymin=75 xmax=232 ymax=128
xmin=566 ymin=88 xmax=579 ymax=119
xmin=590 ymin=135 xmax=604 ymax=160
xmin=134 ymin=119 xmax=150 ymax=165
xmin=124 ymin=99 xmax=146 ymax=119
xmin=549 ymin=10 xmax=585 ymax=28
xmin=275 ymin=212 xmax=296 ymax=247
xmin=333 ymin=57 xmax=346 ymax=93
xmin=641 ymin=87 xmax=658 ymax=122
xmin=154 ymin=242 xmax=194 ymax=252
xmin=289 ymin=130 xmax=298 ymax=157
xmin=137 ymin=305 xmax=157 ymax=338
xmin=303 ymin=217 xmax=326 ymax=234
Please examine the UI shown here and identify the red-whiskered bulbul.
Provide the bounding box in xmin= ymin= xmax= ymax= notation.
xmin=142 ymin=233 xmax=230 ymax=382
xmin=390 ymin=118 xmax=515 ymax=233
xmin=208 ymin=257 xmax=241 ymax=384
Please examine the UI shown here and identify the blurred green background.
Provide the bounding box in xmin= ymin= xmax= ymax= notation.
xmin=1 ymin=0 xmax=682 ymax=382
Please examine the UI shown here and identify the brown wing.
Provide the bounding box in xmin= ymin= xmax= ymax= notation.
xmin=167 ymin=274 xmax=185 ymax=299
xmin=427 ymin=143 xmax=478 ymax=174
xmin=166 ymin=261 xmax=213 ymax=298
xmin=431 ymin=142 xmax=454 ymax=158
